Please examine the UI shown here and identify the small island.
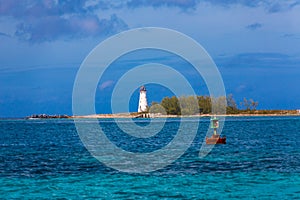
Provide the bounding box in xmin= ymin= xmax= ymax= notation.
xmin=26 ymin=94 xmax=300 ymax=119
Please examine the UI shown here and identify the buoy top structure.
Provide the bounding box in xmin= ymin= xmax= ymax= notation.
xmin=206 ymin=116 xmax=226 ymax=144
xmin=211 ymin=116 xmax=219 ymax=135
xmin=138 ymin=86 xmax=148 ymax=113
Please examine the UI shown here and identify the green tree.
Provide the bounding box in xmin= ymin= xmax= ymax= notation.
xmin=197 ymin=96 xmax=212 ymax=114
xmin=161 ymin=96 xmax=181 ymax=115
xmin=241 ymin=97 xmax=251 ymax=111
xmin=249 ymin=99 xmax=259 ymax=110
xmin=149 ymin=102 xmax=162 ymax=113
xmin=211 ymin=96 xmax=227 ymax=114
xmin=153 ymin=95 xmax=257 ymax=115
xmin=226 ymin=94 xmax=239 ymax=114
xmin=179 ymin=96 xmax=199 ymax=115
xmin=240 ymin=97 xmax=258 ymax=112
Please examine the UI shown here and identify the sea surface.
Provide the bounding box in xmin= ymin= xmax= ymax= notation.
xmin=0 ymin=116 xmax=299 ymax=199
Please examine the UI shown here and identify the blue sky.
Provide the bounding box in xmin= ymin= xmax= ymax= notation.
xmin=0 ymin=0 xmax=300 ymax=117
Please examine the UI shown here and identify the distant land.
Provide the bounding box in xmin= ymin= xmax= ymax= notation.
xmin=25 ymin=110 xmax=300 ymax=119
xmin=25 ymin=95 xmax=300 ymax=119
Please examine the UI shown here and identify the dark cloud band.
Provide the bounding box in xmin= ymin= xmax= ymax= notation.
xmin=0 ymin=0 xmax=299 ymax=42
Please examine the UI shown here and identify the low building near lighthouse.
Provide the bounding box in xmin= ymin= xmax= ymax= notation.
xmin=138 ymin=85 xmax=148 ymax=113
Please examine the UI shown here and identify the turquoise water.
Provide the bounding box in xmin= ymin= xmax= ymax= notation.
xmin=1 ymin=117 xmax=299 ymax=199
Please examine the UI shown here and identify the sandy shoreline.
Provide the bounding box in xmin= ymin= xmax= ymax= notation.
xmin=71 ymin=113 xmax=300 ymax=119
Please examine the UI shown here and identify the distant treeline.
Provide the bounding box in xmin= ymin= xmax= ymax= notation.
xmin=150 ymin=94 xmax=260 ymax=115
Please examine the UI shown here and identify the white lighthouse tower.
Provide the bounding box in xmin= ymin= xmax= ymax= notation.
xmin=138 ymin=86 xmax=148 ymax=113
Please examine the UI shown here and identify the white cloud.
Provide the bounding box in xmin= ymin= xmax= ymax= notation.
xmin=99 ymin=80 xmax=114 ymax=90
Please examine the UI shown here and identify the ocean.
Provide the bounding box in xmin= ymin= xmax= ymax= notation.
xmin=0 ymin=116 xmax=299 ymax=199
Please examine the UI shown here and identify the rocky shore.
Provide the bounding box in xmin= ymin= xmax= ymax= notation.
xmin=26 ymin=114 xmax=71 ymax=119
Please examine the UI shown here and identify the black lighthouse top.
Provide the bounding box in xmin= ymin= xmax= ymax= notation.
xmin=140 ymin=86 xmax=146 ymax=92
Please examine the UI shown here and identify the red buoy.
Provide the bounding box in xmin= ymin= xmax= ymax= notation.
xmin=206 ymin=134 xmax=226 ymax=144
xmin=206 ymin=117 xmax=226 ymax=144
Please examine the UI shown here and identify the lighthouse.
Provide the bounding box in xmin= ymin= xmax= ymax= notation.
xmin=138 ymin=86 xmax=148 ymax=113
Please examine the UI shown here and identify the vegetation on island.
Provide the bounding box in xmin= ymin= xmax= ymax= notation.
xmin=150 ymin=94 xmax=262 ymax=115
xmin=149 ymin=94 xmax=298 ymax=115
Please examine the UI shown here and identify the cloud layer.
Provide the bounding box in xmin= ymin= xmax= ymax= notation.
xmin=14 ymin=13 xmax=127 ymax=42
xmin=0 ymin=0 xmax=299 ymax=43
xmin=0 ymin=0 xmax=128 ymax=42
xmin=126 ymin=0 xmax=300 ymax=12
